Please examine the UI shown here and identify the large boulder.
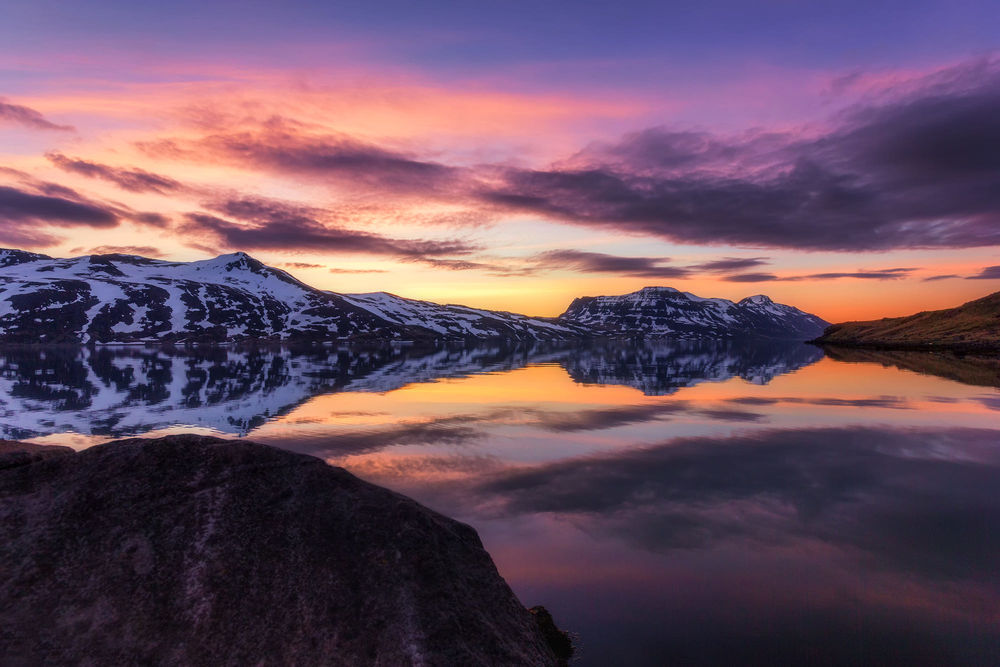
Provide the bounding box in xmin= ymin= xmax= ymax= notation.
xmin=0 ymin=435 xmax=565 ymax=666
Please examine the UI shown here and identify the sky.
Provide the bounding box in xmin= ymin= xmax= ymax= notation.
xmin=0 ymin=0 xmax=998 ymax=321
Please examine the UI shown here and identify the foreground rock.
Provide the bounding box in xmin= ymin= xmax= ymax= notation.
xmin=0 ymin=435 xmax=568 ymax=666
xmin=813 ymin=290 xmax=1000 ymax=351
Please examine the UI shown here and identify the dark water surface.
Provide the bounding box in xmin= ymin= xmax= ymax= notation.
xmin=4 ymin=341 xmax=999 ymax=665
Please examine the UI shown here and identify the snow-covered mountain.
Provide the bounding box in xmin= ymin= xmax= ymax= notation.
xmin=0 ymin=249 xmax=826 ymax=343
xmin=0 ymin=249 xmax=581 ymax=343
xmin=559 ymin=286 xmax=829 ymax=340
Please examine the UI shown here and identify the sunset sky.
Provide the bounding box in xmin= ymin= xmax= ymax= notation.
xmin=1 ymin=0 xmax=998 ymax=321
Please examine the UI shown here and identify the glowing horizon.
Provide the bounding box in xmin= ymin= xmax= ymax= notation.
xmin=2 ymin=1 xmax=998 ymax=323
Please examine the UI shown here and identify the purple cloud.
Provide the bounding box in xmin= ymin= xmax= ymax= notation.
xmin=967 ymin=265 xmax=1000 ymax=280
xmin=535 ymin=249 xmax=690 ymax=278
xmin=479 ymin=61 xmax=1000 ymax=251
xmin=0 ymin=100 xmax=74 ymax=132
xmin=47 ymin=153 xmax=183 ymax=194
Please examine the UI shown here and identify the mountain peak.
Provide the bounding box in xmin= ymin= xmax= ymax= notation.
xmin=0 ymin=248 xmax=50 ymax=268
xmin=740 ymin=294 xmax=774 ymax=305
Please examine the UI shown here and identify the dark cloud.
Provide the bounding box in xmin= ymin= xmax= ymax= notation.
xmin=805 ymin=267 xmax=916 ymax=280
xmin=478 ymin=61 xmax=1000 ymax=251
xmin=0 ymin=99 xmax=74 ymax=132
xmin=722 ymin=272 xmax=782 ymax=283
xmin=922 ymin=274 xmax=961 ymax=282
xmin=129 ymin=212 xmax=170 ymax=227
xmin=690 ymin=257 xmax=770 ymax=272
xmin=182 ymin=211 xmax=475 ymax=260
xmin=46 ymin=153 xmax=183 ymax=194
xmin=0 ymin=185 xmax=119 ymax=247
xmin=185 ymin=195 xmax=477 ymax=261
xmin=147 ymin=130 xmax=460 ymax=194
xmin=534 ymin=249 xmax=690 ymax=278
xmin=967 ymin=265 xmax=1000 ymax=280
xmin=0 ymin=185 xmax=118 ymax=228
xmin=723 ymin=267 xmax=916 ymax=282
xmin=126 ymin=58 xmax=1000 ymax=254
xmin=814 ymin=268 xmax=916 ymax=279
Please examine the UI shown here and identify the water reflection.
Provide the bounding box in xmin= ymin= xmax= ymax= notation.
xmin=445 ymin=426 xmax=1000 ymax=665
xmin=2 ymin=340 xmax=999 ymax=665
xmin=0 ymin=339 xmax=821 ymax=438
xmin=823 ymin=345 xmax=1000 ymax=388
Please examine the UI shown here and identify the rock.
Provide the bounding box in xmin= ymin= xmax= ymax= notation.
xmin=0 ymin=435 xmax=564 ymax=666
xmin=529 ymin=606 xmax=574 ymax=665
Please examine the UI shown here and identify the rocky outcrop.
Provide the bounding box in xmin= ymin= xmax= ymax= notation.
xmin=0 ymin=435 xmax=566 ymax=666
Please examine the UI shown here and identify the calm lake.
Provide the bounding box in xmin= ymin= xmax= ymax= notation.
xmin=4 ymin=341 xmax=999 ymax=665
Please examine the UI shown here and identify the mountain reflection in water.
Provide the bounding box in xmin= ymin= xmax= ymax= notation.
xmin=0 ymin=339 xmax=821 ymax=439
xmin=3 ymin=340 xmax=999 ymax=666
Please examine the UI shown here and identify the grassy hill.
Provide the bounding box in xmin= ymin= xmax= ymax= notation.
xmin=814 ymin=291 xmax=1000 ymax=351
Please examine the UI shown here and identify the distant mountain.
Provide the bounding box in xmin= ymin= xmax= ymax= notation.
xmin=0 ymin=249 xmax=581 ymax=343
xmin=0 ymin=249 xmax=826 ymax=343
xmin=814 ymin=291 xmax=1000 ymax=351
xmin=559 ymin=286 xmax=828 ymax=340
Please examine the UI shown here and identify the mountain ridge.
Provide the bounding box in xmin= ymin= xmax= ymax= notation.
xmin=813 ymin=291 xmax=1000 ymax=351
xmin=0 ymin=248 xmax=827 ymax=343
xmin=560 ymin=285 xmax=828 ymax=340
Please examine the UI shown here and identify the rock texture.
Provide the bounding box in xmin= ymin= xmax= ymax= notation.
xmin=560 ymin=286 xmax=828 ymax=340
xmin=0 ymin=435 xmax=564 ymax=666
xmin=814 ymin=290 xmax=1000 ymax=351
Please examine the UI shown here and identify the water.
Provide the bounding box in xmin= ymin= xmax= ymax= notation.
xmin=3 ymin=341 xmax=999 ymax=665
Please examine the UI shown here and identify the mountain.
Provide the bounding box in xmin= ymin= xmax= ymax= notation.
xmin=0 ymin=249 xmax=826 ymax=343
xmin=814 ymin=291 xmax=1000 ymax=351
xmin=559 ymin=286 xmax=828 ymax=340
xmin=0 ymin=249 xmax=581 ymax=343
xmin=0 ymin=435 xmax=568 ymax=665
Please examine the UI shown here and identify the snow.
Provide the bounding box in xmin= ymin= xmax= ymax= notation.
xmin=0 ymin=250 xmax=827 ymax=343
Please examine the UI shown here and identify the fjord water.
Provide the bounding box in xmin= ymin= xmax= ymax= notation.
xmin=4 ymin=342 xmax=999 ymax=665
